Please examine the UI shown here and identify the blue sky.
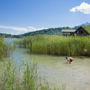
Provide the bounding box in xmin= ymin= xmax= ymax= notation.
xmin=0 ymin=0 xmax=90 ymax=34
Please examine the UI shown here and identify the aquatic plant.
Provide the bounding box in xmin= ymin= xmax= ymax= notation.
xmin=0 ymin=37 xmax=8 ymax=60
xmin=0 ymin=61 xmax=61 ymax=90
xmin=17 ymin=35 xmax=90 ymax=56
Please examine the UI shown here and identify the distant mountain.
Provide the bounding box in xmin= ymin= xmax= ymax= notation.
xmin=0 ymin=33 xmax=20 ymax=38
xmin=20 ymin=28 xmax=62 ymax=36
xmin=20 ymin=27 xmax=76 ymax=36
xmin=0 ymin=28 xmax=63 ymax=37
xmin=1 ymin=24 xmax=89 ymax=37
xmin=0 ymin=27 xmax=74 ymax=37
xmin=80 ymin=22 xmax=90 ymax=26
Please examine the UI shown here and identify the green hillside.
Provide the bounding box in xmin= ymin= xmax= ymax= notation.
xmin=0 ymin=26 xmax=88 ymax=37
xmin=0 ymin=33 xmax=20 ymax=38
xmin=20 ymin=28 xmax=62 ymax=36
xmin=0 ymin=27 xmax=78 ymax=37
xmin=20 ymin=27 xmax=76 ymax=36
xmin=83 ymin=25 xmax=90 ymax=33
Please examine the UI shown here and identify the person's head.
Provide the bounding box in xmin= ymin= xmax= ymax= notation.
xmin=66 ymin=56 xmax=68 ymax=59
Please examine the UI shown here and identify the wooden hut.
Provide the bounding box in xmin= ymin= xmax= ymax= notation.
xmin=62 ymin=29 xmax=76 ymax=36
xmin=62 ymin=26 xmax=90 ymax=36
xmin=75 ymin=26 xmax=90 ymax=36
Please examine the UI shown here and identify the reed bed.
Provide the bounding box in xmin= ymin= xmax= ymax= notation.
xmin=0 ymin=61 xmax=61 ymax=90
xmin=17 ymin=35 xmax=90 ymax=56
xmin=0 ymin=37 xmax=8 ymax=60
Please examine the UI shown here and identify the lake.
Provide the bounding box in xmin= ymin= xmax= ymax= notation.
xmin=4 ymin=38 xmax=90 ymax=90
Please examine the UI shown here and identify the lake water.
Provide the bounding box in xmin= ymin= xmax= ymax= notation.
xmin=4 ymin=38 xmax=90 ymax=90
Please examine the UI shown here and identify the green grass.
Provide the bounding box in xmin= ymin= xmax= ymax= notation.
xmin=17 ymin=35 xmax=90 ymax=56
xmin=83 ymin=25 xmax=90 ymax=33
xmin=0 ymin=37 xmax=8 ymax=60
xmin=0 ymin=61 xmax=63 ymax=90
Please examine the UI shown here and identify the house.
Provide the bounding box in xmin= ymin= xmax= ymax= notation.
xmin=75 ymin=26 xmax=90 ymax=36
xmin=62 ymin=26 xmax=90 ymax=36
xmin=62 ymin=29 xmax=76 ymax=36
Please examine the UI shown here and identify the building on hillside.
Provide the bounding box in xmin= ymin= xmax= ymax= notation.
xmin=62 ymin=29 xmax=76 ymax=36
xmin=62 ymin=26 xmax=90 ymax=36
xmin=75 ymin=26 xmax=90 ymax=36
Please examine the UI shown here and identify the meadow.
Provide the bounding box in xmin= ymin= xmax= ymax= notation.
xmin=16 ymin=35 xmax=90 ymax=56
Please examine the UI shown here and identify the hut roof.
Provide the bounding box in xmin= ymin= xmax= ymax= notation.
xmin=62 ymin=29 xmax=76 ymax=33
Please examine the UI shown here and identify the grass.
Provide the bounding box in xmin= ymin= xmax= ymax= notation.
xmin=16 ymin=35 xmax=90 ymax=56
xmin=83 ymin=25 xmax=90 ymax=33
xmin=0 ymin=36 xmax=9 ymax=60
xmin=0 ymin=61 xmax=63 ymax=90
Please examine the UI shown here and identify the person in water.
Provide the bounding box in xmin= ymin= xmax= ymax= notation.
xmin=66 ymin=56 xmax=73 ymax=64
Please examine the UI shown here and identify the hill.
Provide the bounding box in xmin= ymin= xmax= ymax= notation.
xmin=1 ymin=25 xmax=89 ymax=37
xmin=0 ymin=33 xmax=20 ymax=38
xmin=20 ymin=28 xmax=62 ymax=36
xmin=83 ymin=25 xmax=90 ymax=33
xmin=80 ymin=22 xmax=90 ymax=26
xmin=20 ymin=27 xmax=76 ymax=36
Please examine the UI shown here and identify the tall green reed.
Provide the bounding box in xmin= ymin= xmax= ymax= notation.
xmin=0 ymin=61 xmax=60 ymax=90
xmin=17 ymin=35 xmax=90 ymax=56
xmin=0 ymin=37 xmax=9 ymax=60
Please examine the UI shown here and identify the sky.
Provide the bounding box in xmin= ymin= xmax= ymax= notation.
xmin=0 ymin=0 xmax=90 ymax=35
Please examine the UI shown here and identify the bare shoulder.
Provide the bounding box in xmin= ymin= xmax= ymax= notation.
xmin=69 ymin=57 xmax=74 ymax=60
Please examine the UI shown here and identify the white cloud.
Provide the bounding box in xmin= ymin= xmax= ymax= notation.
xmin=27 ymin=26 xmax=47 ymax=32
xmin=70 ymin=2 xmax=90 ymax=14
xmin=0 ymin=25 xmax=47 ymax=35
xmin=0 ymin=25 xmax=27 ymax=32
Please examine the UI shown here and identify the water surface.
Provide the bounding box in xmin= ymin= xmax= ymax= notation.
xmin=4 ymin=38 xmax=90 ymax=90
